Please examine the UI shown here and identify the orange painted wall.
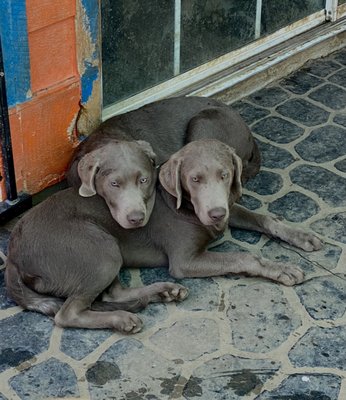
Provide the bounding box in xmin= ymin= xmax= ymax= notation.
xmin=5 ymin=0 xmax=81 ymax=198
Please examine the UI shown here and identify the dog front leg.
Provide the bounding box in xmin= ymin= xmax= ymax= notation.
xmin=229 ymin=204 xmax=322 ymax=252
xmin=102 ymin=278 xmax=188 ymax=304
xmin=169 ymin=251 xmax=304 ymax=286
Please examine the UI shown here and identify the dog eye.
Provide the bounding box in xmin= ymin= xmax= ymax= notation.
xmin=221 ymin=172 xmax=228 ymax=179
xmin=110 ymin=180 xmax=119 ymax=187
xmin=192 ymin=176 xmax=199 ymax=182
xmin=140 ymin=177 xmax=148 ymax=184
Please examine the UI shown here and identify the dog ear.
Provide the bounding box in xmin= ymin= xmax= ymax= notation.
xmin=230 ymin=151 xmax=243 ymax=201
xmin=77 ymin=152 xmax=99 ymax=197
xmin=135 ymin=140 xmax=157 ymax=165
xmin=159 ymin=157 xmax=183 ymax=209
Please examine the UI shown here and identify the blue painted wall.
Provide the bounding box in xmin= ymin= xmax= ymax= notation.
xmin=0 ymin=0 xmax=31 ymax=107
xmin=80 ymin=0 xmax=100 ymax=105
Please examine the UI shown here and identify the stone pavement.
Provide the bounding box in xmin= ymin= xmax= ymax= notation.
xmin=0 ymin=47 xmax=346 ymax=399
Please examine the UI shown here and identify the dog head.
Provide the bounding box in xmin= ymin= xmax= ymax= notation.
xmin=159 ymin=139 xmax=242 ymax=230
xmin=77 ymin=140 xmax=157 ymax=229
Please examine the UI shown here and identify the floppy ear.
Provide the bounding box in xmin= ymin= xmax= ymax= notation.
xmin=159 ymin=157 xmax=183 ymax=209
xmin=135 ymin=140 xmax=157 ymax=165
xmin=230 ymin=151 xmax=243 ymax=201
xmin=77 ymin=152 xmax=100 ymax=197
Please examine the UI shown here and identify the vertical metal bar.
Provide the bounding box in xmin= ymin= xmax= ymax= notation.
xmin=0 ymin=35 xmax=18 ymax=201
xmin=174 ymin=0 xmax=181 ymax=76
xmin=255 ymin=0 xmax=262 ymax=39
xmin=325 ymin=0 xmax=338 ymax=21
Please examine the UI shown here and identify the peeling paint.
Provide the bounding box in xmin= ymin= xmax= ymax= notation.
xmin=75 ymin=0 xmax=101 ymax=136
xmin=67 ymin=111 xmax=79 ymax=142
xmin=76 ymin=75 xmax=101 ymax=136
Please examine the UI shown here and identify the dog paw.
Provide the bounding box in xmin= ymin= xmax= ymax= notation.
xmin=276 ymin=265 xmax=305 ymax=286
xmin=289 ymin=231 xmax=323 ymax=252
xmin=156 ymin=282 xmax=189 ymax=302
xmin=114 ymin=312 xmax=143 ymax=334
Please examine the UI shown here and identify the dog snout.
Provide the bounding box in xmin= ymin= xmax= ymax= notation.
xmin=208 ymin=207 xmax=227 ymax=222
xmin=127 ymin=211 xmax=145 ymax=226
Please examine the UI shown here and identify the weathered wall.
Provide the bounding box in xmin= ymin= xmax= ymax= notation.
xmin=0 ymin=0 xmax=81 ymax=199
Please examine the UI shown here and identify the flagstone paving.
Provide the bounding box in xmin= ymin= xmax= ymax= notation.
xmin=0 ymin=47 xmax=346 ymax=399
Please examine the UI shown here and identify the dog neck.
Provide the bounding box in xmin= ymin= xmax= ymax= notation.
xmin=157 ymin=185 xmax=224 ymax=238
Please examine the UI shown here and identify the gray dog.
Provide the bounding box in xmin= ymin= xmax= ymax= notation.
xmin=5 ymin=96 xmax=322 ymax=332
xmin=5 ymin=140 xmax=189 ymax=333
xmin=6 ymin=138 xmax=321 ymax=332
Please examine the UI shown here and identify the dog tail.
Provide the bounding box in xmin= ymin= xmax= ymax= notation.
xmin=91 ymin=298 xmax=148 ymax=313
xmin=4 ymin=260 xmax=64 ymax=317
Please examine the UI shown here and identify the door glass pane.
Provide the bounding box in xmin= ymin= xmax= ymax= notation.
xmin=101 ymin=0 xmax=174 ymax=107
xmin=180 ymin=0 xmax=257 ymax=73
xmin=261 ymin=0 xmax=325 ymax=36
xmin=101 ymin=0 xmax=327 ymax=107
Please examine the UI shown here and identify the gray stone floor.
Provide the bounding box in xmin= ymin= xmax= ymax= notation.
xmin=0 ymin=47 xmax=346 ymax=399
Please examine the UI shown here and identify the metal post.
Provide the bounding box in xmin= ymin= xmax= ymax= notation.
xmin=255 ymin=0 xmax=262 ymax=39
xmin=174 ymin=0 xmax=181 ymax=76
xmin=325 ymin=0 xmax=338 ymax=21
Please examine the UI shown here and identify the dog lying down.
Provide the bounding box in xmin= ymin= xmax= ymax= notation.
xmin=5 ymin=139 xmax=322 ymax=333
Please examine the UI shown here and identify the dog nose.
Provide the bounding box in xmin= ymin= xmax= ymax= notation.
xmin=208 ymin=207 xmax=227 ymax=222
xmin=127 ymin=211 xmax=145 ymax=226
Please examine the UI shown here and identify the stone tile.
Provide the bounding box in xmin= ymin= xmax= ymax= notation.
xmin=247 ymin=86 xmax=290 ymax=108
xmin=290 ymin=165 xmax=346 ymax=207
xmin=0 ymin=228 xmax=10 ymax=255
xmin=227 ymin=282 xmax=301 ymax=353
xmin=334 ymin=113 xmax=346 ymax=128
xmin=295 ymin=125 xmax=346 ymax=163
xmin=237 ymin=194 xmax=262 ymax=210
xmin=295 ymin=274 xmax=346 ymax=320
xmin=0 ymin=312 xmax=54 ymax=373
xmin=150 ymin=318 xmax=219 ymax=361
xmin=252 ymin=116 xmax=304 ymax=144
xmin=231 ymin=228 xmax=262 ymax=244
xmin=276 ymin=99 xmax=329 ymax=126
xmin=335 ymin=158 xmax=346 ymax=172
xmin=256 ymin=373 xmax=341 ymax=399
xmin=289 ymin=326 xmax=346 ymax=370
xmin=9 ymin=358 xmax=79 ymax=400
xmin=232 ymin=101 xmax=270 ymax=125
xmin=328 ymin=67 xmax=346 ymax=88
xmin=140 ymin=267 xmax=175 ymax=285
xmin=280 ymin=70 xmax=323 ymax=94
xmin=333 ymin=49 xmax=346 ymax=65
xmin=183 ymin=355 xmax=280 ymax=399
xmin=311 ymin=211 xmax=346 ymax=244
xmin=244 ymin=171 xmax=283 ymax=195
xmin=256 ymin=140 xmax=296 ymax=169
xmin=268 ymin=191 xmax=320 ymax=222
xmin=0 ymin=270 xmax=17 ymax=309
xmin=308 ymin=83 xmax=346 ymax=110
xmin=138 ymin=303 xmax=169 ymax=330
xmin=119 ymin=268 xmax=132 ymax=287
xmin=260 ymin=240 xmax=341 ymax=275
xmin=60 ymin=328 xmax=113 ymax=361
xmin=176 ymin=278 xmax=220 ymax=312
xmin=87 ymin=338 xmax=181 ymax=399
xmin=302 ymin=58 xmax=342 ymax=77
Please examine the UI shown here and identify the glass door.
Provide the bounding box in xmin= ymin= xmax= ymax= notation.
xmin=101 ymin=0 xmax=343 ymax=115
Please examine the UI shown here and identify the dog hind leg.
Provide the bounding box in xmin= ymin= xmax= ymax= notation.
xmin=4 ymin=260 xmax=64 ymax=316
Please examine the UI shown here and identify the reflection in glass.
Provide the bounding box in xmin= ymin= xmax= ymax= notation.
xmin=101 ymin=0 xmax=174 ymax=107
xmin=180 ymin=0 xmax=257 ymax=73
xmin=261 ymin=0 xmax=324 ymax=36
